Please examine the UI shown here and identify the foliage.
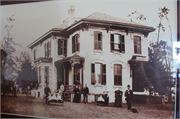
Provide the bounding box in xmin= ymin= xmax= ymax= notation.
xmin=17 ymin=51 xmax=37 ymax=86
xmin=144 ymin=40 xmax=173 ymax=95
xmin=1 ymin=15 xmax=21 ymax=81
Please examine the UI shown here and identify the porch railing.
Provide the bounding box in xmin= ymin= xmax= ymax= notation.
xmin=64 ymin=85 xmax=72 ymax=92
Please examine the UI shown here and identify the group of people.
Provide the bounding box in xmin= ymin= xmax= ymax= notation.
xmin=73 ymin=84 xmax=89 ymax=103
xmin=114 ymin=85 xmax=133 ymax=111
xmin=44 ymin=83 xmax=133 ymax=111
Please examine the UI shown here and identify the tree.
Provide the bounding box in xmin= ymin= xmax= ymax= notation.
xmin=1 ymin=15 xmax=21 ymax=81
xmin=127 ymin=7 xmax=174 ymax=102
xmin=17 ymin=51 xmax=37 ymax=88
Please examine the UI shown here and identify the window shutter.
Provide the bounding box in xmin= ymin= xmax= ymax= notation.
xmin=91 ymin=63 xmax=95 ymax=85
xmin=64 ymin=40 xmax=67 ymax=56
xmin=98 ymin=33 xmax=102 ymax=50
xmin=49 ymin=41 xmax=51 ymax=57
xmin=94 ymin=32 xmax=98 ymax=50
xmin=111 ymin=34 xmax=114 ymax=51
xmin=58 ymin=39 xmax=61 ymax=55
xmin=121 ymin=35 xmax=125 ymax=52
xmin=72 ymin=36 xmax=75 ymax=53
xmin=78 ymin=34 xmax=80 ymax=52
xmin=137 ymin=37 xmax=141 ymax=54
xmin=101 ymin=64 xmax=106 ymax=85
xmin=44 ymin=43 xmax=46 ymax=57
xmin=119 ymin=35 xmax=122 ymax=52
xmin=47 ymin=42 xmax=49 ymax=57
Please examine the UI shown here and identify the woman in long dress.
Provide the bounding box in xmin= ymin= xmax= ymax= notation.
xmin=73 ymin=85 xmax=80 ymax=103
xmin=114 ymin=89 xmax=123 ymax=107
xmin=58 ymin=83 xmax=64 ymax=98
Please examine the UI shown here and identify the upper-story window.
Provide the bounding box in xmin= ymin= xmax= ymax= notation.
xmin=34 ymin=49 xmax=36 ymax=60
xmin=91 ymin=63 xmax=106 ymax=85
xmin=134 ymin=36 xmax=141 ymax=54
xmin=58 ymin=39 xmax=67 ymax=56
xmin=72 ymin=34 xmax=79 ymax=53
xmin=44 ymin=41 xmax=51 ymax=58
xmin=114 ymin=64 xmax=122 ymax=85
xmin=94 ymin=31 xmax=102 ymax=50
xmin=111 ymin=34 xmax=125 ymax=53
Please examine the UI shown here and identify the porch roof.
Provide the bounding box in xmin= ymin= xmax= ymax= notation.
xmin=55 ymin=54 xmax=85 ymax=65
xmin=128 ymin=55 xmax=147 ymax=65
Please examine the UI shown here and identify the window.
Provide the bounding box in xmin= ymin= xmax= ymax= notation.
xmin=45 ymin=66 xmax=49 ymax=83
xmin=38 ymin=67 xmax=41 ymax=84
xmin=111 ymin=34 xmax=125 ymax=53
xmin=72 ymin=34 xmax=79 ymax=53
xmin=134 ymin=36 xmax=141 ymax=54
xmin=94 ymin=31 xmax=102 ymax=50
xmin=114 ymin=64 xmax=122 ymax=85
xmin=58 ymin=39 xmax=67 ymax=56
xmin=34 ymin=49 xmax=36 ymax=60
xmin=91 ymin=63 xmax=106 ymax=85
xmin=44 ymin=41 xmax=51 ymax=58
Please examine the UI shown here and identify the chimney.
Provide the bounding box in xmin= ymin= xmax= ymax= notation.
xmin=68 ymin=5 xmax=75 ymax=26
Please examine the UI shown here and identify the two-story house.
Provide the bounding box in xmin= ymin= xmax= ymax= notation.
xmin=28 ymin=5 xmax=155 ymax=103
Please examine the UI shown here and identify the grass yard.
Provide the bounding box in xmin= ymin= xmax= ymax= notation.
xmin=1 ymin=96 xmax=175 ymax=118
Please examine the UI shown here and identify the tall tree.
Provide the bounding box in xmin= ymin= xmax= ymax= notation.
xmin=127 ymin=7 xmax=174 ymax=102
xmin=1 ymin=15 xmax=21 ymax=81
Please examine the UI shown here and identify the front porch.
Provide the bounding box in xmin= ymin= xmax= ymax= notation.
xmin=55 ymin=55 xmax=85 ymax=101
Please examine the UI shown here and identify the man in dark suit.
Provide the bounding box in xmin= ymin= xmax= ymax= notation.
xmin=44 ymin=83 xmax=51 ymax=104
xmin=125 ymin=85 xmax=133 ymax=110
xmin=83 ymin=84 xmax=89 ymax=103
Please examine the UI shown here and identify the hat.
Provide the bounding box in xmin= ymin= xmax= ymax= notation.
xmin=127 ymin=85 xmax=130 ymax=87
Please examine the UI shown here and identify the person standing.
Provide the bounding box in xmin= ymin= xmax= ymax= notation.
xmin=114 ymin=88 xmax=123 ymax=107
xmin=44 ymin=83 xmax=51 ymax=104
xmin=73 ymin=85 xmax=80 ymax=103
xmin=13 ymin=81 xmax=17 ymax=97
xmin=82 ymin=84 xmax=89 ymax=103
xmin=58 ymin=83 xmax=64 ymax=99
xmin=125 ymin=85 xmax=133 ymax=110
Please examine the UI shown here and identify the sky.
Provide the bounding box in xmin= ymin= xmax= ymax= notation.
xmin=0 ymin=0 xmax=177 ymax=58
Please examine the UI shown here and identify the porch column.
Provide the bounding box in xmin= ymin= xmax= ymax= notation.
xmin=71 ymin=63 xmax=74 ymax=91
xmin=63 ymin=65 xmax=65 ymax=85
xmin=80 ymin=66 xmax=82 ymax=91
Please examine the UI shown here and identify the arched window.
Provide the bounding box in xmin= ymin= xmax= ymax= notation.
xmin=114 ymin=64 xmax=122 ymax=85
xmin=91 ymin=63 xmax=106 ymax=85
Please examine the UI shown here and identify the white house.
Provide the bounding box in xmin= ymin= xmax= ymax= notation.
xmin=28 ymin=5 xmax=155 ymax=103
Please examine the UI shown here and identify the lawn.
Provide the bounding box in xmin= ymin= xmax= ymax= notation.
xmin=1 ymin=96 xmax=175 ymax=118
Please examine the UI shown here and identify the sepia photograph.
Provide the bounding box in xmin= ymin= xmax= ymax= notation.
xmin=1 ymin=0 xmax=178 ymax=118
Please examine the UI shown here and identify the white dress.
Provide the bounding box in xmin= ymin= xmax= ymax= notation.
xmin=97 ymin=95 xmax=105 ymax=102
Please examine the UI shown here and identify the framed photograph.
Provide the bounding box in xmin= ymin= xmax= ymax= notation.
xmin=1 ymin=0 xmax=179 ymax=118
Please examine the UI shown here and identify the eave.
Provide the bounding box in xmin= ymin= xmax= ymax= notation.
xmin=28 ymin=19 xmax=155 ymax=49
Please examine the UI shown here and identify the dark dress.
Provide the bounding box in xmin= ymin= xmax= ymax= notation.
xmin=114 ymin=90 xmax=123 ymax=107
xmin=73 ymin=88 xmax=81 ymax=103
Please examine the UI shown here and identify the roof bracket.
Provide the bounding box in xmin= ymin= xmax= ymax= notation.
xmin=106 ymin=25 xmax=110 ymax=33
xmin=125 ymin=28 xmax=129 ymax=35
